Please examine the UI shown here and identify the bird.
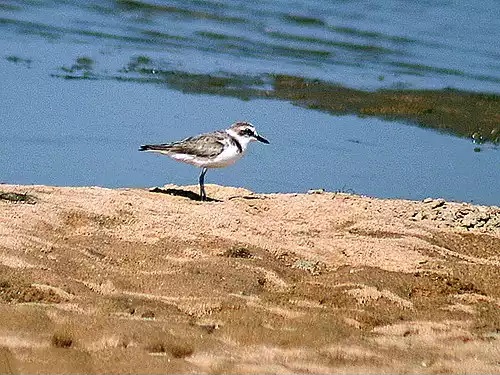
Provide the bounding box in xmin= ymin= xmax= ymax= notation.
xmin=139 ymin=121 xmax=269 ymax=201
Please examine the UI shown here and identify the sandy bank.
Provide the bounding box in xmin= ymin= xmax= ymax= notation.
xmin=0 ymin=184 xmax=499 ymax=373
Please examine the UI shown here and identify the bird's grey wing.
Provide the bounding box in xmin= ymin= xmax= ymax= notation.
xmin=140 ymin=131 xmax=226 ymax=158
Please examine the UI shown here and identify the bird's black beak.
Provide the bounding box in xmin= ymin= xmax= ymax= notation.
xmin=255 ymin=134 xmax=270 ymax=144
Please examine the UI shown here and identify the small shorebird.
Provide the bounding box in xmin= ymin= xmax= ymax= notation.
xmin=139 ymin=121 xmax=269 ymax=201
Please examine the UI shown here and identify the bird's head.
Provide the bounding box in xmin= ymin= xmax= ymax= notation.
xmin=229 ymin=122 xmax=270 ymax=146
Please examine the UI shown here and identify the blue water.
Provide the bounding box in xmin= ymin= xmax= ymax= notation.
xmin=2 ymin=0 xmax=499 ymax=91
xmin=1 ymin=1 xmax=499 ymax=204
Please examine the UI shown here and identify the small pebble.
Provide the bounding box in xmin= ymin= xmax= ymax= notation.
xmin=308 ymin=189 xmax=325 ymax=194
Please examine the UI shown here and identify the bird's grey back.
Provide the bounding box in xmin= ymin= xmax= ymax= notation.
xmin=140 ymin=130 xmax=228 ymax=159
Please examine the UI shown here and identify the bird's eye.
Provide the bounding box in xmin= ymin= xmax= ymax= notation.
xmin=242 ymin=128 xmax=254 ymax=137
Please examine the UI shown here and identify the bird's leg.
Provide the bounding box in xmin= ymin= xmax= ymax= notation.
xmin=199 ymin=167 xmax=208 ymax=201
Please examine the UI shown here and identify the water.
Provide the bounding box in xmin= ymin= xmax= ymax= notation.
xmin=1 ymin=0 xmax=499 ymax=205
xmin=2 ymin=0 xmax=499 ymax=91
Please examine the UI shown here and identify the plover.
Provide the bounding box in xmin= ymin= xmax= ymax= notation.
xmin=139 ymin=121 xmax=269 ymax=201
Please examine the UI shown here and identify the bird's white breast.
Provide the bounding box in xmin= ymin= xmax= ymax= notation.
xmin=204 ymin=140 xmax=244 ymax=168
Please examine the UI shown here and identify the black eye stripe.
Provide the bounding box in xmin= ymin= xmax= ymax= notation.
xmin=241 ymin=128 xmax=254 ymax=136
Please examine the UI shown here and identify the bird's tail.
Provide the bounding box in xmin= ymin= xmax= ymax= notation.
xmin=139 ymin=144 xmax=171 ymax=152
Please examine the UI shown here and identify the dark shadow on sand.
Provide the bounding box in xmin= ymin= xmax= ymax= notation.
xmin=149 ymin=187 xmax=221 ymax=202
xmin=227 ymin=195 xmax=266 ymax=200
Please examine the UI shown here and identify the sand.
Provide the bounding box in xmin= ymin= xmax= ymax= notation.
xmin=0 ymin=184 xmax=499 ymax=374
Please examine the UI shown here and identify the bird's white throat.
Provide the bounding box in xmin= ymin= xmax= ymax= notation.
xmin=226 ymin=128 xmax=252 ymax=152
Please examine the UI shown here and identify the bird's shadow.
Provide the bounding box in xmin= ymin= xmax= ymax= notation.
xmin=149 ymin=187 xmax=221 ymax=202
